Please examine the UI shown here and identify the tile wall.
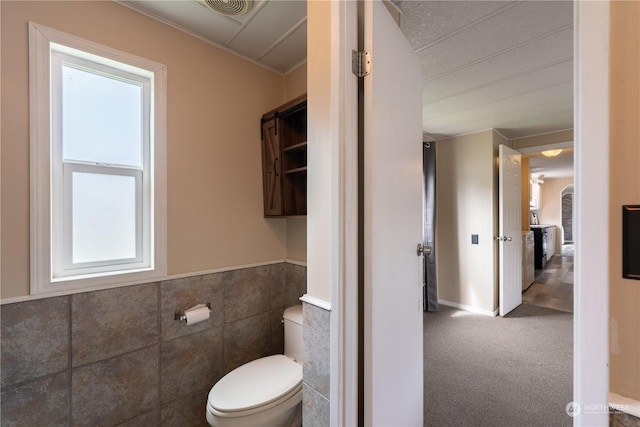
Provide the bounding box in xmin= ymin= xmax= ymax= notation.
xmin=610 ymin=409 xmax=640 ymax=427
xmin=302 ymin=302 xmax=331 ymax=426
xmin=0 ymin=263 xmax=306 ymax=426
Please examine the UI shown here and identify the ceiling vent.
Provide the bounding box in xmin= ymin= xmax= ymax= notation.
xmin=196 ymin=0 xmax=253 ymax=17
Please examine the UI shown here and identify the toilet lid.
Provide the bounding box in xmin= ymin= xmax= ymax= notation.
xmin=209 ymin=355 xmax=302 ymax=413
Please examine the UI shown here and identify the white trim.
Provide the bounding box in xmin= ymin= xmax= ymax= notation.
xmin=284 ymin=58 xmax=308 ymax=77
xmin=329 ymin=1 xmax=359 ymax=426
xmin=515 ymin=140 xmax=574 ymax=154
xmin=284 ymin=259 xmax=307 ymax=267
xmin=29 ymin=22 xmax=54 ymax=296
xmin=510 ymin=127 xmax=574 ymax=140
xmin=609 ymin=393 xmax=640 ymax=419
xmin=284 ymin=59 xmax=308 ymax=76
xmin=438 ymin=127 xmax=502 ymax=141
xmin=573 ymin=3 xmax=610 ymax=427
xmin=28 ymin=22 xmax=167 ymax=296
xmin=492 ymin=128 xmax=511 ymax=142
xmin=1 ymin=259 xmax=287 ymax=305
xmin=164 ymin=260 xmax=285 ymax=280
xmin=438 ymin=299 xmax=499 ymax=317
xmin=29 ymin=22 xmax=165 ymax=75
xmin=441 ymin=127 xmax=575 ymax=143
xmin=300 ymin=294 xmax=332 ymax=311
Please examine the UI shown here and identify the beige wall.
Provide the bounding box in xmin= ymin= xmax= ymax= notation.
xmin=0 ymin=1 xmax=290 ymax=299
xmin=609 ymin=1 xmax=640 ymax=402
xmin=284 ymin=62 xmax=307 ymax=100
xmin=283 ymin=63 xmax=308 ymax=263
xmin=537 ymin=177 xmax=573 ymax=254
xmin=436 ymin=130 xmax=499 ymax=313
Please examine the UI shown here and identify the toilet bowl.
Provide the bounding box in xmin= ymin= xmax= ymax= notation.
xmin=206 ymin=305 xmax=303 ymax=427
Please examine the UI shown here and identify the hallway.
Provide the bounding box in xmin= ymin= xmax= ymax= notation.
xmin=523 ymin=244 xmax=574 ymax=313
xmin=423 ymin=244 xmax=575 ymax=426
xmin=423 ymin=304 xmax=573 ymax=427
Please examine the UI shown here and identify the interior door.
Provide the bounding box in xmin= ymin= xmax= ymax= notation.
xmin=498 ymin=144 xmax=522 ymax=316
xmin=363 ymin=1 xmax=423 ymax=425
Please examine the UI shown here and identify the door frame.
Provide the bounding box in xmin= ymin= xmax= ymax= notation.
xmin=573 ymin=1 xmax=609 ymax=426
xmin=328 ymin=1 xmax=359 ymax=426
xmin=327 ymin=1 xmax=610 ymax=425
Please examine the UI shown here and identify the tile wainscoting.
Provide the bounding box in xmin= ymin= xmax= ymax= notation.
xmin=302 ymin=302 xmax=330 ymax=426
xmin=0 ymin=262 xmax=306 ymax=426
xmin=610 ymin=410 xmax=640 ymax=427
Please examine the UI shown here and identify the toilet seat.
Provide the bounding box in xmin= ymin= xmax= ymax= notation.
xmin=208 ymin=355 xmax=302 ymax=418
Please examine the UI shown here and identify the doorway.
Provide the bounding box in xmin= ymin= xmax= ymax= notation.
xmin=561 ymin=185 xmax=574 ymax=244
xmin=330 ymin=2 xmax=611 ymax=425
xmin=521 ymin=147 xmax=575 ymax=314
xmin=423 ymin=140 xmax=437 ymax=312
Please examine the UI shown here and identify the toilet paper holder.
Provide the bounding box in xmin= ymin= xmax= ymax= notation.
xmin=174 ymin=302 xmax=213 ymax=323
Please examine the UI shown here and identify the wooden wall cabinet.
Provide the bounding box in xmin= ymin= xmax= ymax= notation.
xmin=260 ymin=94 xmax=307 ymax=217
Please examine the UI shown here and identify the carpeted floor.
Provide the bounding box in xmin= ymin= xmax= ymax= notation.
xmin=424 ymin=304 xmax=573 ymax=427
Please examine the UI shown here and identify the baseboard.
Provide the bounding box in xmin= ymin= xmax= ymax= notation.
xmin=438 ymin=299 xmax=498 ymax=317
xmin=609 ymin=392 xmax=640 ymax=418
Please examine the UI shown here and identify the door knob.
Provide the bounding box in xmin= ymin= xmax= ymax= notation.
xmin=417 ymin=243 xmax=432 ymax=256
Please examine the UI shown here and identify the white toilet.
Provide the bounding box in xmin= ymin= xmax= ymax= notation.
xmin=206 ymin=304 xmax=303 ymax=427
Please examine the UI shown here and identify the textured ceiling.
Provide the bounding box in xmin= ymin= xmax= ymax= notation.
xmin=399 ymin=0 xmax=574 ymax=140
xmin=119 ymin=0 xmax=573 ymax=176
xmin=119 ymin=0 xmax=307 ymax=74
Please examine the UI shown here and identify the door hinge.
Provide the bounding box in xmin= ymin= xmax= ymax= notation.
xmin=352 ymin=50 xmax=371 ymax=77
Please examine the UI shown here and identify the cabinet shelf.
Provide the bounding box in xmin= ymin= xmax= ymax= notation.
xmin=283 ymin=141 xmax=307 ymax=152
xmin=260 ymin=94 xmax=307 ymax=217
xmin=284 ymin=166 xmax=307 ymax=175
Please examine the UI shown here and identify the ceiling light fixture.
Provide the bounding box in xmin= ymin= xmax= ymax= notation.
xmin=530 ymin=175 xmax=545 ymax=185
xmin=541 ymin=149 xmax=563 ymax=158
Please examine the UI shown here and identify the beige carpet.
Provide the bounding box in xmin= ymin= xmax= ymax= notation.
xmin=424 ymin=304 xmax=573 ymax=427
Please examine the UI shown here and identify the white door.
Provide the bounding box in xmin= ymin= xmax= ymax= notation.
xmin=498 ymin=144 xmax=522 ymax=316
xmin=363 ymin=1 xmax=423 ymax=425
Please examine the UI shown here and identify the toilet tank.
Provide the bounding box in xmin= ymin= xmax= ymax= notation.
xmin=283 ymin=305 xmax=303 ymax=364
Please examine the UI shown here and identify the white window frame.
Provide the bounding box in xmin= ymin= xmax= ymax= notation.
xmin=29 ymin=22 xmax=167 ymax=295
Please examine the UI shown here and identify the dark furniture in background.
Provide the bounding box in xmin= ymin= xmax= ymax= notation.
xmin=260 ymin=95 xmax=307 ymax=217
xmin=532 ymin=226 xmax=548 ymax=270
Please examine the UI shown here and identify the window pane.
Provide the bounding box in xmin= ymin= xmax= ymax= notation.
xmin=62 ymin=64 xmax=143 ymax=167
xmin=72 ymin=172 xmax=137 ymax=264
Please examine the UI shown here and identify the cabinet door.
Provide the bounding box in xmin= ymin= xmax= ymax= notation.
xmin=261 ymin=117 xmax=282 ymax=216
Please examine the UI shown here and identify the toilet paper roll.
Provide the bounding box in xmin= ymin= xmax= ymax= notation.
xmin=184 ymin=304 xmax=210 ymax=326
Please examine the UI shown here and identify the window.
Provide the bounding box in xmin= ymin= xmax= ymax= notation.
xmin=30 ymin=22 xmax=166 ymax=295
